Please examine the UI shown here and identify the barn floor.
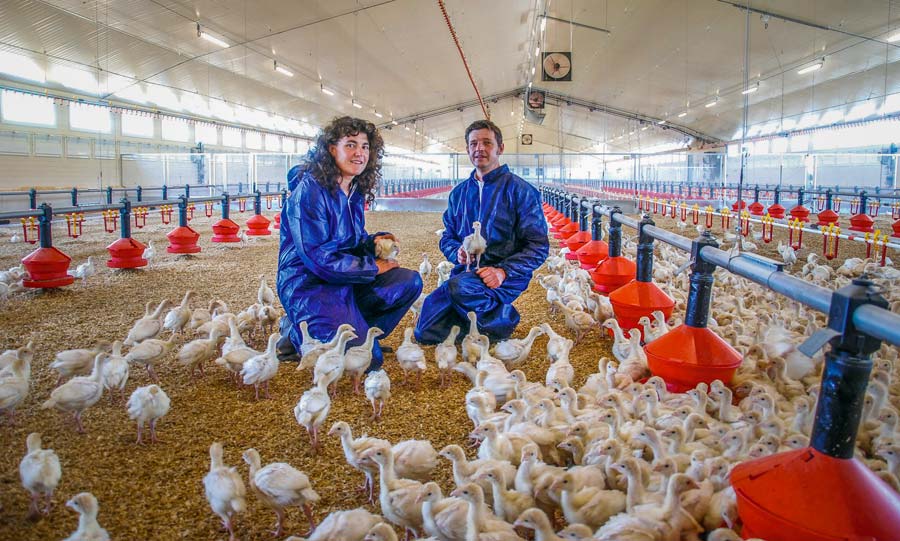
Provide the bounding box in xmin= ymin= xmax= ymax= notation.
xmin=0 ymin=209 xmax=616 ymax=540
xmin=0 ymin=201 xmax=895 ymax=540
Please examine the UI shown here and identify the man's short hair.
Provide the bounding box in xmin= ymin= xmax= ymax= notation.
xmin=465 ymin=119 xmax=503 ymax=147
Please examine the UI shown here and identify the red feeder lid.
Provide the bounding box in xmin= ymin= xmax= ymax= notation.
xmin=106 ymin=237 xmax=147 ymax=269
xmin=246 ymin=214 xmax=272 ymax=236
xmin=748 ymin=201 xmax=765 ymax=216
xmin=211 ymin=218 xmax=241 ymax=243
xmin=576 ymin=240 xmax=609 ymax=267
xmin=645 ymin=324 xmax=742 ymax=392
xmin=21 ymin=246 xmax=75 ymax=288
xmin=732 ymin=447 xmax=900 ymax=541
xmin=849 ymin=213 xmax=875 ymax=233
xmin=562 ymin=231 xmax=592 ymax=252
xmin=767 ymin=203 xmax=786 ymax=219
xmin=816 ymin=209 xmax=839 ymax=227
xmin=166 ymin=225 xmax=202 ymax=254
xmin=590 ymin=256 xmax=636 ymax=295
xmin=790 ymin=205 xmax=811 ymax=222
xmin=609 ymin=281 xmax=675 ymax=339
xmin=554 ymin=221 xmax=580 ymax=240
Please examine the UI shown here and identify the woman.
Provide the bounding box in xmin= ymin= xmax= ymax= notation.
xmin=276 ymin=116 xmax=423 ymax=371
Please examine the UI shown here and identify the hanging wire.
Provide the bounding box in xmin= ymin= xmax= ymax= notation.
xmin=436 ymin=0 xmax=489 ymax=120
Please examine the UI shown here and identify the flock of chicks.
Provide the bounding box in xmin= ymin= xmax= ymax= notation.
xmin=3 ymin=207 xmax=899 ymax=541
xmin=2 ymin=274 xmax=284 ymax=540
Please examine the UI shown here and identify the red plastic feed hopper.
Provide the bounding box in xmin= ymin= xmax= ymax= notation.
xmin=849 ymin=212 xmax=874 ymax=233
xmin=211 ymin=218 xmax=241 ymax=243
xmin=273 ymin=213 xmax=281 ymax=230
xmin=893 ymin=219 xmax=899 ymax=238
xmin=731 ymin=447 xmax=900 ymax=541
xmin=644 ymin=324 xmax=742 ymax=392
xmin=106 ymin=237 xmax=147 ymax=269
xmin=576 ymin=239 xmax=609 ymax=270
xmin=789 ymin=204 xmax=810 ymax=222
xmin=609 ymin=281 xmax=675 ymax=340
xmin=590 ymin=256 xmax=635 ymax=294
xmin=748 ymin=201 xmax=765 ymax=216
xmin=816 ymin=208 xmax=839 ymax=227
xmin=562 ymin=231 xmax=591 ymax=259
xmin=166 ymin=225 xmax=201 ymax=254
xmin=21 ymin=247 xmax=75 ymax=288
xmin=554 ymin=221 xmax=579 ymax=240
xmin=245 ymin=214 xmax=272 ymax=236
xmin=767 ymin=203 xmax=785 ymax=219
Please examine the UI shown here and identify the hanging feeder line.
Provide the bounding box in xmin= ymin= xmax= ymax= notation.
xmin=543 ymin=186 xmax=900 ymax=341
xmin=563 ymin=185 xmax=900 ymax=253
xmin=437 ymin=0 xmax=490 ymax=120
xmin=0 ymin=190 xmax=285 ymax=238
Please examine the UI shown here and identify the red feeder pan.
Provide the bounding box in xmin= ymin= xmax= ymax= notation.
xmin=166 ymin=225 xmax=201 ymax=254
xmin=748 ymin=201 xmax=765 ymax=216
xmin=731 ymin=447 xmax=900 ymax=541
xmin=554 ymin=221 xmax=579 ymax=240
xmin=849 ymin=212 xmax=874 ymax=233
xmin=731 ymin=200 xmax=747 ymax=211
xmin=576 ymin=240 xmax=609 ymax=270
xmin=549 ymin=216 xmax=570 ymax=233
xmin=21 ymin=247 xmax=75 ymax=288
xmin=211 ymin=218 xmax=241 ymax=243
xmin=892 ymin=219 xmax=900 ymax=238
xmin=273 ymin=213 xmax=281 ymax=230
xmin=789 ymin=205 xmax=810 ymax=223
xmin=645 ymin=325 xmax=742 ymax=392
xmin=106 ymin=237 xmax=147 ymax=269
xmin=816 ymin=208 xmax=839 ymax=227
xmin=563 ymin=231 xmax=591 ymax=260
xmin=767 ymin=203 xmax=786 ymax=219
xmin=609 ymin=281 xmax=675 ymax=340
xmin=590 ymin=256 xmax=636 ymax=294
xmin=246 ymin=214 xmax=272 ymax=236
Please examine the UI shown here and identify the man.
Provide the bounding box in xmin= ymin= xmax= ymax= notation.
xmin=414 ymin=119 xmax=549 ymax=344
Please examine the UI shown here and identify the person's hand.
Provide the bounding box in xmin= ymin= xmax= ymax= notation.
xmin=375 ymin=259 xmax=399 ymax=275
xmin=457 ymin=246 xmax=470 ymax=265
xmin=476 ymin=266 xmax=506 ymax=289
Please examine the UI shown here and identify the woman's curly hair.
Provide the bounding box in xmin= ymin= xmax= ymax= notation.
xmin=299 ymin=116 xmax=384 ymax=203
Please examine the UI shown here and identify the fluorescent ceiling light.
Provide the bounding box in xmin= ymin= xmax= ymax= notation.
xmin=199 ymin=30 xmax=229 ymax=48
xmin=405 ymin=126 xmax=410 ymax=131
xmin=741 ymin=84 xmax=759 ymax=95
xmin=657 ymin=119 xmax=666 ymax=125
xmin=705 ymin=99 xmax=718 ymax=108
xmin=274 ymin=63 xmax=294 ymax=77
xmin=887 ymin=31 xmax=900 ymax=43
xmin=374 ymin=111 xmax=383 ymax=118
xmin=528 ymin=82 xmax=532 ymax=88
xmin=391 ymin=120 xmax=398 ymax=125
xmin=641 ymin=126 xmax=648 ymax=131
xmin=535 ymin=46 xmax=540 ymax=56
xmin=352 ymin=100 xmax=363 ymax=109
xmin=531 ymin=66 xmax=536 ymax=75
xmin=320 ymin=85 xmax=334 ymax=96
xmin=797 ymin=61 xmax=823 ymax=75
xmin=677 ymin=111 xmax=688 ymax=118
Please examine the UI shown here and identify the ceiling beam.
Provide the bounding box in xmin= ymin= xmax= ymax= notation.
xmin=379 ymin=88 xmax=722 ymax=145
xmin=718 ymin=0 xmax=900 ymax=49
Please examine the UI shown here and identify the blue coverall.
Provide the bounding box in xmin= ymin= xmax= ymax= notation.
xmin=414 ymin=164 xmax=549 ymax=344
xmin=277 ymin=168 xmax=423 ymax=370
